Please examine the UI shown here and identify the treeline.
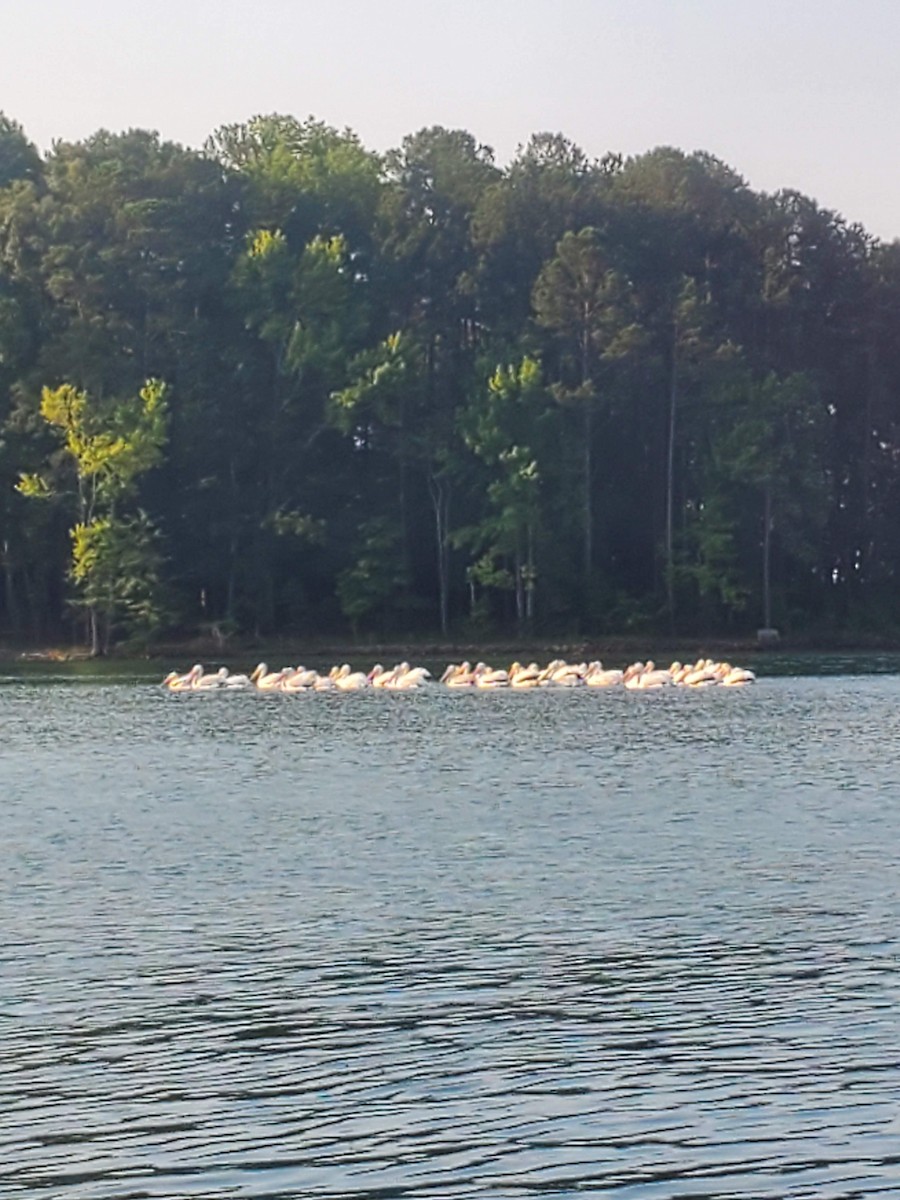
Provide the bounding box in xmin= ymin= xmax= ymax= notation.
xmin=1 ymin=111 xmax=899 ymax=649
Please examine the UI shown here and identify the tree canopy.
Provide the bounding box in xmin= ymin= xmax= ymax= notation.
xmin=1 ymin=110 xmax=899 ymax=648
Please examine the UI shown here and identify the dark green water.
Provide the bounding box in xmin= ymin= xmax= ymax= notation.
xmin=1 ymin=675 xmax=899 ymax=1197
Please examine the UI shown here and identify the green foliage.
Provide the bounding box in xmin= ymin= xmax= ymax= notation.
xmin=16 ymin=471 xmax=51 ymax=499
xmin=330 ymin=331 xmax=407 ymax=432
xmin=0 ymin=113 xmax=42 ymax=189
xmin=1 ymin=111 xmax=899 ymax=644
xmin=18 ymin=378 xmax=169 ymax=649
xmin=674 ymin=495 xmax=749 ymax=612
xmin=336 ymin=518 xmax=407 ymax=632
xmin=267 ymin=509 xmax=326 ymax=541
xmin=35 ymin=378 xmax=167 ymax=502
xmin=533 ymin=229 xmax=642 ymax=371
xmin=206 ymin=114 xmax=383 ymax=236
xmin=70 ymin=511 xmax=167 ymax=637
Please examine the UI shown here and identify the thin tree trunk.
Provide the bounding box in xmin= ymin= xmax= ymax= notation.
xmin=89 ymin=606 xmax=101 ymax=656
xmin=762 ymin=485 xmax=773 ymax=629
xmin=525 ymin=523 xmax=535 ymax=626
xmin=514 ymin=545 xmax=524 ymax=629
xmin=2 ymin=538 xmax=21 ymax=637
xmin=583 ymin=403 xmax=593 ymax=595
xmin=665 ymin=325 xmax=678 ymax=629
xmin=428 ymin=472 xmax=450 ymax=636
xmin=399 ymin=446 xmax=411 ymax=606
xmin=860 ymin=336 xmax=876 ymax=584
xmin=225 ymin=454 xmax=239 ymax=623
xmin=22 ymin=564 xmax=41 ymax=642
xmin=579 ymin=321 xmax=594 ymax=606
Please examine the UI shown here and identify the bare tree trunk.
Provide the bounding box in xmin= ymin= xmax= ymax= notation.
xmin=665 ymin=325 xmax=678 ymax=629
xmin=89 ymin=606 xmax=102 ymax=657
xmin=428 ymin=472 xmax=450 ymax=636
xmin=2 ymin=538 xmax=21 ymax=637
xmin=225 ymin=455 xmax=239 ymax=623
xmin=579 ymin=322 xmax=594 ymax=607
xmin=762 ymin=485 xmax=773 ymax=629
xmin=583 ymin=403 xmax=593 ymax=596
xmin=515 ymin=545 xmax=524 ymax=630
xmin=525 ymin=523 xmax=535 ymax=626
xmin=22 ymin=564 xmax=41 ymax=642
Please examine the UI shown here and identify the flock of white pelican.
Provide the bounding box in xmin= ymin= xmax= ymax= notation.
xmin=162 ymin=662 xmax=431 ymax=691
xmin=162 ymin=657 xmax=756 ymax=692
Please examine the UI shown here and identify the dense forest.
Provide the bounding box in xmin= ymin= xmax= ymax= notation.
xmin=1 ymin=111 xmax=899 ymax=651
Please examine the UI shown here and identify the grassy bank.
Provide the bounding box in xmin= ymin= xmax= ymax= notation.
xmin=11 ymin=627 xmax=900 ymax=666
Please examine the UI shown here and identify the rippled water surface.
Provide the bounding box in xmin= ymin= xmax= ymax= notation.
xmin=2 ymin=676 xmax=900 ymax=1198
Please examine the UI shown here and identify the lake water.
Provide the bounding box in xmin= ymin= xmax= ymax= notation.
xmin=2 ymin=671 xmax=899 ymax=1197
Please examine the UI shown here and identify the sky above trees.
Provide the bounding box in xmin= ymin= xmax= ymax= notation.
xmin=2 ymin=0 xmax=899 ymax=242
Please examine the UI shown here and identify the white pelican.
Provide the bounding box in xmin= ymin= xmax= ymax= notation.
xmin=332 ymin=664 xmax=370 ymax=690
xmin=221 ymin=669 xmax=252 ymax=688
xmin=584 ymin=662 xmax=623 ymax=687
xmin=387 ymin=664 xmax=431 ymax=689
xmin=443 ymin=662 xmax=476 ymax=687
xmin=472 ymin=662 xmax=509 ymax=688
xmin=627 ymin=660 xmax=672 ymax=689
xmin=682 ymin=659 xmax=718 ymax=687
xmin=250 ymin=663 xmax=288 ymax=691
xmin=509 ymin=662 xmax=541 ymax=688
xmin=191 ymin=666 xmax=229 ymax=690
xmin=551 ymin=663 xmax=584 ymax=686
xmin=281 ymin=667 xmax=317 ymax=692
xmin=162 ymin=664 xmax=202 ymax=690
xmin=368 ymin=663 xmax=397 ymax=687
xmin=722 ymin=666 xmax=756 ymax=686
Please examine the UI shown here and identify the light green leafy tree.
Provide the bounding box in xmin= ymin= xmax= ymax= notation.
xmin=18 ymin=378 xmax=168 ymax=652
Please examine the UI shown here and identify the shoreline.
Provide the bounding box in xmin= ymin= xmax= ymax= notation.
xmin=10 ymin=631 xmax=900 ymax=665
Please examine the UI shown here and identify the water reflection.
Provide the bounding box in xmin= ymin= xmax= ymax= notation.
xmin=1 ymin=678 xmax=899 ymax=1196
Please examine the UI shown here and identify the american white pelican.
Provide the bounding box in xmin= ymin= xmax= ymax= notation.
xmin=584 ymin=662 xmax=623 ymax=687
xmin=164 ymin=651 xmax=757 ymax=697
xmin=332 ymin=664 xmax=370 ymax=690
xmin=444 ymin=662 xmax=476 ymax=687
xmin=550 ymin=662 xmax=584 ymax=686
xmin=221 ymin=669 xmax=252 ymax=688
xmin=162 ymin=664 xmax=202 ymax=690
xmin=250 ymin=663 xmax=288 ymax=691
xmin=682 ymin=659 xmax=718 ymax=686
xmin=509 ymin=662 xmax=542 ymax=688
xmin=627 ymin=660 xmax=672 ymax=689
xmin=387 ymin=664 xmax=431 ymax=689
xmin=368 ymin=663 xmax=397 ymax=687
xmin=722 ymin=666 xmax=756 ymax=686
xmin=281 ymin=667 xmax=317 ymax=692
xmin=473 ymin=662 xmax=509 ymax=688
xmin=191 ymin=666 xmax=229 ymax=690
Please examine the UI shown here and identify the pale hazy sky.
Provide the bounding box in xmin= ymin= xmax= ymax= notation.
xmin=3 ymin=0 xmax=898 ymax=240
